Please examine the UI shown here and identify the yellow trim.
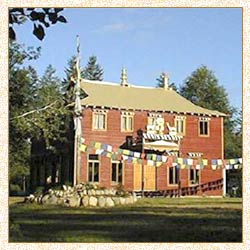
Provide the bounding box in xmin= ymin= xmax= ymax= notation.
xmin=174 ymin=116 xmax=186 ymax=136
xmin=121 ymin=112 xmax=134 ymax=132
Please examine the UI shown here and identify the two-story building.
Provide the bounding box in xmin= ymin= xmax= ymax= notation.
xmin=78 ymin=70 xmax=226 ymax=196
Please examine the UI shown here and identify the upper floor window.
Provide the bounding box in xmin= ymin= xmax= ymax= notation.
xmin=199 ymin=117 xmax=210 ymax=136
xmin=174 ymin=116 xmax=186 ymax=136
xmin=147 ymin=113 xmax=164 ymax=134
xmin=93 ymin=109 xmax=107 ymax=130
xmin=121 ymin=111 xmax=134 ymax=132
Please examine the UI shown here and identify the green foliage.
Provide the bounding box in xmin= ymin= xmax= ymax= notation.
xmin=156 ymin=73 xmax=178 ymax=91
xmin=180 ymin=65 xmax=242 ymax=159
xmin=9 ymin=8 xmax=67 ymax=41
xmin=82 ymin=56 xmax=104 ymax=81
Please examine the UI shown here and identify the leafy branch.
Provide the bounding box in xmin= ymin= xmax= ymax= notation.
xmin=9 ymin=8 xmax=67 ymax=40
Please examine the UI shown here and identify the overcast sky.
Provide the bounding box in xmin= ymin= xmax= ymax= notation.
xmin=14 ymin=8 xmax=242 ymax=109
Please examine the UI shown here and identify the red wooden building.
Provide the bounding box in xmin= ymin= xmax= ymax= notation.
xmin=78 ymin=71 xmax=226 ymax=196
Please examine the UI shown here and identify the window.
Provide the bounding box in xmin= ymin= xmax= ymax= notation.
xmin=147 ymin=113 xmax=164 ymax=134
xmin=175 ymin=116 xmax=186 ymax=135
xmin=88 ymin=154 xmax=99 ymax=182
xmin=189 ymin=169 xmax=200 ymax=185
xmin=93 ymin=110 xmax=107 ymax=130
xmin=168 ymin=165 xmax=179 ymax=185
xmin=199 ymin=117 xmax=210 ymax=136
xmin=121 ymin=112 xmax=134 ymax=132
xmin=111 ymin=161 xmax=123 ymax=183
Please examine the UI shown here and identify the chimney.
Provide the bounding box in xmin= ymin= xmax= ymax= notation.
xmin=121 ymin=67 xmax=128 ymax=86
xmin=163 ymin=73 xmax=169 ymax=90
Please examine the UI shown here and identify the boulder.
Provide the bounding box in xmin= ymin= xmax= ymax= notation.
xmin=104 ymin=189 xmax=110 ymax=196
xmin=95 ymin=190 xmax=101 ymax=195
xmin=106 ymin=197 xmax=115 ymax=207
xmin=68 ymin=196 xmax=81 ymax=207
xmin=91 ymin=190 xmax=96 ymax=196
xmin=43 ymin=194 xmax=58 ymax=205
xmin=57 ymin=198 xmax=65 ymax=205
xmin=87 ymin=190 xmax=92 ymax=196
xmin=112 ymin=197 xmax=120 ymax=205
xmin=41 ymin=194 xmax=50 ymax=204
xmin=100 ymin=190 xmax=105 ymax=195
xmin=83 ymin=190 xmax=87 ymax=195
xmin=98 ymin=196 xmax=106 ymax=207
xmin=82 ymin=196 xmax=89 ymax=207
xmin=89 ymin=196 xmax=98 ymax=207
xmin=119 ymin=197 xmax=126 ymax=205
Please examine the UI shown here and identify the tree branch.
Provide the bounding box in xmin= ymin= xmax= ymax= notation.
xmin=10 ymin=100 xmax=58 ymax=120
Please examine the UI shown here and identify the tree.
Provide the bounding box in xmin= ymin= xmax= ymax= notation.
xmin=156 ymin=72 xmax=178 ymax=91
xmin=82 ymin=56 xmax=104 ymax=81
xmin=9 ymin=42 xmax=71 ymax=192
xmin=9 ymin=42 xmax=41 ymax=192
xmin=179 ymin=65 xmax=242 ymax=159
xmin=9 ymin=8 xmax=67 ymax=41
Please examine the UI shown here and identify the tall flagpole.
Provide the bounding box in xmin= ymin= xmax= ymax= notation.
xmin=73 ymin=35 xmax=82 ymax=185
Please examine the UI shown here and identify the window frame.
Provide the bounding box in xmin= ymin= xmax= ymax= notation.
xmin=189 ymin=168 xmax=200 ymax=186
xmin=92 ymin=109 xmax=107 ymax=131
xmin=111 ymin=160 xmax=124 ymax=185
xmin=87 ymin=154 xmax=100 ymax=183
xmin=121 ymin=111 xmax=134 ymax=132
xmin=174 ymin=116 xmax=186 ymax=136
xmin=168 ymin=165 xmax=179 ymax=186
xmin=198 ymin=117 xmax=210 ymax=137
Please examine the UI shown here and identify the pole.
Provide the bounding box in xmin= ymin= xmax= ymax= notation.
xmin=142 ymin=138 xmax=145 ymax=197
xmin=73 ymin=35 xmax=82 ymax=185
xmin=223 ymin=168 xmax=227 ymax=196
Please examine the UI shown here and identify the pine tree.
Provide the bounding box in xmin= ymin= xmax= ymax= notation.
xmin=180 ymin=65 xmax=242 ymax=159
xmin=83 ymin=56 xmax=104 ymax=81
xmin=156 ymin=73 xmax=178 ymax=91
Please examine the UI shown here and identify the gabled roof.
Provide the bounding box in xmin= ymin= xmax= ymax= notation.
xmin=80 ymin=79 xmax=227 ymax=117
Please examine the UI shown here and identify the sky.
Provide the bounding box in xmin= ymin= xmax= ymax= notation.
xmin=14 ymin=8 xmax=242 ymax=109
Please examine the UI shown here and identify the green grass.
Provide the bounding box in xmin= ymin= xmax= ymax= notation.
xmin=9 ymin=197 xmax=242 ymax=243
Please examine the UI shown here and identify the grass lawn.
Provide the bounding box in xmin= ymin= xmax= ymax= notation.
xmin=9 ymin=197 xmax=242 ymax=243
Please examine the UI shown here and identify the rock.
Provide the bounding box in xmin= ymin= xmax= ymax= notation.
xmin=133 ymin=195 xmax=137 ymax=203
xmin=100 ymin=190 xmax=105 ymax=195
xmin=62 ymin=185 xmax=67 ymax=191
xmin=57 ymin=198 xmax=65 ymax=205
xmin=87 ymin=190 xmax=92 ymax=196
xmin=98 ymin=196 xmax=106 ymax=207
xmin=91 ymin=190 xmax=96 ymax=196
xmin=119 ymin=197 xmax=125 ymax=205
xmin=95 ymin=190 xmax=100 ymax=195
xmin=41 ymin=194 xmax=50 ymax=204
xmin=44 ymin=194 xmax=58 ymax=205
xmin=82 ymin=196 xmax=89 ymax=207
xmin=110 ymin=189 xmax=116 ymax=196
xmin=125 ymin=197 xmax=132 ymax=204
xmin=89 ymin=196 xmax=98 ymax=207
xmin=112 ymin=197 xmax=120 ymax=205
xmin=104 ymin=189 xmax=109 ymax=195
xmin=106 ymin=197 xmax=114 ymax=207
xmin=68 ymin=196 xmax=81 ymax=207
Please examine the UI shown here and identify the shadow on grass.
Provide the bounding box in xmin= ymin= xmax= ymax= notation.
xmin=9 ymin=204 xmax=242 ymax=243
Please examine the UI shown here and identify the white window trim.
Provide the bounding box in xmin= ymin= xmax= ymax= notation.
xmin=174 ymin=116 xmax=186 ymax=136
xmin=198 ymin=118 xmax=210 ymax=137
xmin=92 ymin=109 xmax=108 ymax=131
xmin=111 ymin=160 xmax=124 ymax=185
xmin=87 ymin=154 xmax=100 ymax=183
